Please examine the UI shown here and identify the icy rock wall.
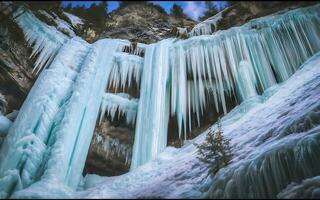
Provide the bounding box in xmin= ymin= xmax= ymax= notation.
xmin=189 ymin=12 xmax=223 ymax=37
xmin=11 ymin=6 xmax=69 ymax=74
xmin=168 ymin=3 xmax=320 ymax=142
xmin=0 ymin=4 xmax=141 ymax=197
xmin=131 ymin=4 xmax=320 ymax=169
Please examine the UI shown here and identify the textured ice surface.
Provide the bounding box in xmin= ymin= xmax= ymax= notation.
xmin=108 ymin=52 xmax=144 ymax=90
xmin=78 ymin=51 xmax=320 ymax=199
xmin=277 ymin=176 xmax=320 ymax=198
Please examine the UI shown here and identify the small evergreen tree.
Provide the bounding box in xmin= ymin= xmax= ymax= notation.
xmin=195 ymin=118 xmax=233 ymax=176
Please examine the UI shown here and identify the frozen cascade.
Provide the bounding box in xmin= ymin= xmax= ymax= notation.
xmin=131 ymin=39 xmax=174 ymax=170
xmin=99 ymin=93 xmax=138 ymax=125
xmin=130 ymin=4 xmax=320 ymax=170
xmin=79 ymin=52 xmax=320 ymax=199
xmin=0 ymin=36 xmax=132 ymax=198
xmin=10 ymin=6 xmax=69 ymax=74
xmin=236 ymin=60 xmax=258 ymax=101
xmin=167 ymin=3 xmax=320 ymax=141
xmin=0 ymin=2 xmax=320 ymax=198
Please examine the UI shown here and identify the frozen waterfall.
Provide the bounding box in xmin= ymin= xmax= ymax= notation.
xmin=131 ymin=3 xmax=320 ymax=169
xmin=0 ymin=2 xmax=320 ymax=198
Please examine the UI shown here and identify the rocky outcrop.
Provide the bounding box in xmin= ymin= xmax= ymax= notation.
xmin=84 ymin=118 xmax=134 ymax=176
xmin=95 ymin=3 xmax=195 ymax=44
xmin=0 ymin=11 xmax=36 ymax=114
xmin=189 ymin=1 xmax=318 ymax=37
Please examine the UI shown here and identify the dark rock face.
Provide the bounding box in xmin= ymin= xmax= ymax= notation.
xmin=215 ymin=1 xmax=318 ymax=33
xmin=92 ymin=3 xmax=196 ymax=44
xmin=0 ymin=12 xmax=36 ymax=114
xmin=84 ymin=118 xmax=134 ymax=176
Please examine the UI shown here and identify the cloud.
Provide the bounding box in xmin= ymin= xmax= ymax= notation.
xmin=183 ymin=1 xmax=206 ymax=21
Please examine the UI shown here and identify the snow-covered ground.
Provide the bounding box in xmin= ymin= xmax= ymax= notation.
xmin=77 ymin=52 xmax=320 ymax=198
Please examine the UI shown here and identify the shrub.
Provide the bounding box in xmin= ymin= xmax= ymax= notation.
xmin=195 ymin=118 xmax=233 ymax=176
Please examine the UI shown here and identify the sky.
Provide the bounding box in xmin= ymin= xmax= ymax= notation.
xmin=62 ymin=1 xmax=229 ymax=21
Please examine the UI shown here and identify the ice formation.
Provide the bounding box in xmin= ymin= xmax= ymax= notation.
xmin=99 ymin=93 xmax=138 ymax=125
xmin=38 ymin=10 xmax=76 ymax=37
xmin=131 ymin=3 xmax=320 ymax=169
xmin=189 ymin=11 xmax=223 ymax=37
xmin=92 ymin=134 xmax=132 ymax=166
xmin=11 ymin=6 xmax=68 ymax=74
xmin=131 ymin=39 xmax=174 ymax=170
xmin=79 ymin=51 xmax=320 ymax=198
xmin=63 ymin=11 xmax=84 ymax=27
xmin=108 ymin=52 xmax=144 ymax=89
xmin=0 ymin=2 xmax=320 ymax=199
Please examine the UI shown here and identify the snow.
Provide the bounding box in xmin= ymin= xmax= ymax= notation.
xmin=189 ymin=11 xmax=223 ymax=37
xmin=39 ymin=10 xmax=76 ymax=37
xmin=63 ymin=12 xmax=84 ymax=27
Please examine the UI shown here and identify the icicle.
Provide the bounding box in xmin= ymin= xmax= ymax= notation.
xmin=166 ymin=4 xmax=320 ymax=142
xmin=92 ymin=133 xmax=132 ymax=166
xmin=99 ymin=93 xmax=139 ymax=125
xmin=108 ymin=53 xmax=144 ymax=90
xmin=12 ymin=7 xmax=68 ymax=74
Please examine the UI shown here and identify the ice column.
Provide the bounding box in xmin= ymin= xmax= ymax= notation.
xmin=236 ymin=60 xmax=258 ymax=101
xmin=131 ymin=39 xmax=174 ymax=170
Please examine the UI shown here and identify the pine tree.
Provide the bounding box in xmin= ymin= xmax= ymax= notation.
xmin=195 ymin=118 xmax=233 ymax=176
